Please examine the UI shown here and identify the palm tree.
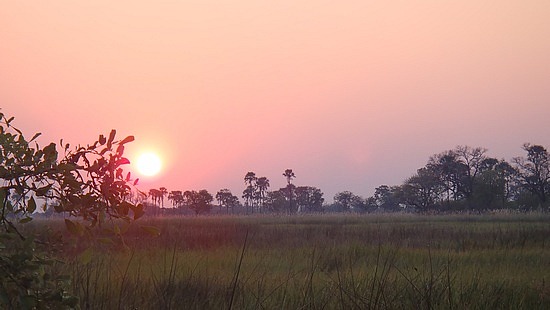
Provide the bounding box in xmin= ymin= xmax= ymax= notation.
xmin=148 ymin=189 xmax=160 ymax=206
xmin=148 ymin=189 xmax=162 ymax=216
xmin=159 ymin=187 xmax=168 ymax=208
xmin=168 ymin=190 xmax=183 ymax=208
xmin=283 ymin=169 xmax=295 ymax=185
xmin=243 ymin=172 xmax=257 ymax=213
xmin=256 ymin=177 xmax=270 ymax=213
xmin=283 ymin=169 xmax=296 ymax=214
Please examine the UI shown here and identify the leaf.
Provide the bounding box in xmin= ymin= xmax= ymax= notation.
xmin=133 ymin=203 xmax=145 ymax=220
xmin=35 ymin=184 xmax=53 ymax=196
xmin=116 ymin=168 xmax=123 ymax=180
xmin=43 ymin=143 xmax=57 ymax=158
xmin=107 ymin=129 xmax=116 ymax=149
xmin=133 ymin=178 xmax=139 ymax=186
xmin=79 ymin=247 xmax=93 ymax=265
xmin=98 ymin=134 xmax=106 ymax=145
xmin=141 ymin=225 xmax=160 ymax=237
xmin=29 ymin=132 xmax=41 ymax=142
xmin=116 ymin=158 xmax=130 ymax=166
xmin=19 ymin=217 xmax=33 ymax=224
xmin=27 ymin=196 xmax=37 ymax=213
xmin=116 ymin=144 xmax=125 ymax=156
xmin=98 ymin=237 xmax=114 ymax=245
xmin=64 ymin=219 xmax=82 ymax=236
xmin=119 ymin=135 xmax=135 ymax=145
xmin=118 ymin=201 xmax=132 ymax=216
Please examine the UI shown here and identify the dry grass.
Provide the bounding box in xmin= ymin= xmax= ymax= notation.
xmin=33 ymin=213 xmax=550 ymax=309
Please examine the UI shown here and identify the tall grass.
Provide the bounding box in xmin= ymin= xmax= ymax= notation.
xmin=36 ymin=213 xmax=550 ymax=309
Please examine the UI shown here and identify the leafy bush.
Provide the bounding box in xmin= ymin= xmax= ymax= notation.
xmin=0 ymin=111 xmax=142 ymax=308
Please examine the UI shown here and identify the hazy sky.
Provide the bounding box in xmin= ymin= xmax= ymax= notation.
xmin=2 ymin=1 xmax=550 ymax=201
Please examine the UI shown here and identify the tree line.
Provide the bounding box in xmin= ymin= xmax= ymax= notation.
xmin=144 ymin=144 xmax=550 ymax=215
xmin=143 ymin=168 xmax=323 ymax=215
xmin=364 ymin=144 xmax=550 ymax=213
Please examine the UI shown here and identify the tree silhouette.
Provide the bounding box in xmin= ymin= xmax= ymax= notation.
xmin=148 ymin=189 xmax=161 ymax=207
xmin=256 ymin=176 xmax=270 ymax=213
xmin=243 ymin=172 xmax=257 ymax=213
xmin=295 ymin=186 xmax=324 ymax=212
xmin=514 ymin=143 xmax=550 ymax=208
xmin=283 ymin=169 xmax=296 ymax=185
xmin=168 ymin=190 xmax=184 ymax=208
xmin=159 ymin=187 xmax=168 ymax=208
xmin=216 ymin=189 xmax=239 ymax=214
xmin=283 ymin=169 xmax=296 ymax=214
xmin=334 ymin=191 xmax=363 ymax=212
xmin=184 ymin=190 xmax=214 ymax=215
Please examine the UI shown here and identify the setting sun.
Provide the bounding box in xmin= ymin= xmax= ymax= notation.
xmin=136 ymin=152 xmax=162 ymax=176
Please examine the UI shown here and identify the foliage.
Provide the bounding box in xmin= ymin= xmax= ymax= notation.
xmin=240 ymin=172 xmax=271 ymax=213
xmin=514 ymin=143 xmax=550 ymax=208
xmin=215 ymin=189 xmax=239 ymax=214
xmin=333 ymin=191 xmax=363 ymax=212
xmin=0 ymin=112 xmax=143 ymax=308
xmin=184 ymin=190 xmax=214 ymax=215
xmin=295 ymin=186 xmax=324 ymax=212
xmin=381 ymin=144 xmax=549 ymax=213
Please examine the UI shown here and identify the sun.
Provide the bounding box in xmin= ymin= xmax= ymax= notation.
xmin=136 ymin=152 xmax=162 ymax=176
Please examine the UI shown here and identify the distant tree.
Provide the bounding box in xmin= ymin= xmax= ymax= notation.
xmin=168 ymin=190 xmax=184 ymax=208
xmin=283 ymin=169 xmax=296 ymax=184
xmin=364 ymin=196 xmax=378 ymax=212
xmin=295 ymin=186 xmax=324 ymax=213
xmin=401 ymin=167 xmax=444 ymax=212
xmin=216 ymin=189 xmax=239 ymax=214
xmin=148 ymin=188 xmax=161 ymax=207
xmin=513 ymin=143 xmax=550 ymax=209
xmin=255 ymin=176 xmax=270 ymax=213
xmin=184 ymin=189 xmax=214 ymax=215
xmin=264 ymin=190 xmax=288 ymax=213
xmin=243 ymin=172 xmax=257 ymax=213
xmin=427 ymin=150 xmax=468 ymax=203
xmin=495 ymin=160 xmax=520 ymax=205
xmin=225 ymin=193 xmax=240 ymax=214
xmin=283 ymin=169 xmax=296 ymax=214
xmin=159 ymin=187 xmax=168 ymax=208
xmin=373 ymin=185 xmax=402 ymax=211
xmin=334 ymin=191 xmax=363 ymax=212
xmin=454 ymin=146 xmax=488 ymax=202
xmin=470 ymin=159 xmax=517 ymax=210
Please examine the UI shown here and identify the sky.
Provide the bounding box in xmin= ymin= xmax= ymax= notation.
xmin=1 ymin=1 xmax=550 ymax=202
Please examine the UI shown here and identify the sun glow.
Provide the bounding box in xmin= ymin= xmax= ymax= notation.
xmin=136 ymin=152 xmax=162 ymax=176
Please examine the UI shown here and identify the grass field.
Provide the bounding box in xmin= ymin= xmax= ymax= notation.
xmin=39 ymin=213 xmax=550 ymax=309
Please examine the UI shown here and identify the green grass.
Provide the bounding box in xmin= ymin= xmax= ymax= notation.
xmin=36 ymin=213 xmax=550 ymax=309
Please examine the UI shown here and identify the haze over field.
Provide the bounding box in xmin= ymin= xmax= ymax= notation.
xmin=1 ymin=1 xmax=549 ymax=200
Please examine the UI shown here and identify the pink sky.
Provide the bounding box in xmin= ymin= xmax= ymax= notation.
xmin=1 ymin=1 xmax=550 ymax=201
